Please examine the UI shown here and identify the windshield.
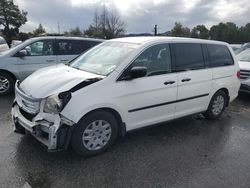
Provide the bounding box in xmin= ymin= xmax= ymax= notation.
xmin=70 ymin=41 xmax=139 ymax=76
xmin=237 ymin=50 xmax=250 ymax=62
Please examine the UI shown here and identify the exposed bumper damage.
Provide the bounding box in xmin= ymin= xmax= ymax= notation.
xmin=11 ymin=78 xmax=103 ymax=151
xmin=11 ymin=81 xmax=77 ymax=151
xmin=12 ymin=103 xmax=75 ymax=151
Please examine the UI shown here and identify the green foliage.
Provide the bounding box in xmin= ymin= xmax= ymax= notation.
xmin=170 ymin=22 xmax=250 ymax=43
xmin=191 ymin=25 xmax=209 ymax=39
xmin=210 ymin=22 xmax=239 ymax=43
xmin=64 ymin=26 xmax=83 ymax=37
xmin=171 ymin=22 xmax=190 ymax=37
xmin=0 ymin=0 xmax=27 ymax=44
xmin=33 ymin=24 xmax=46 ymax=36
xmin=18 ymin=32 xmax=31 ymax=41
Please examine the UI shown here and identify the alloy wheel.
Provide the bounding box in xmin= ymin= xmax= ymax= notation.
xmin=0 ymin=76 xmax=10 ymax=93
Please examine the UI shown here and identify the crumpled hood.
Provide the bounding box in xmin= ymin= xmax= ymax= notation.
xmin=20 ymin=64 xmax=103 ymax=98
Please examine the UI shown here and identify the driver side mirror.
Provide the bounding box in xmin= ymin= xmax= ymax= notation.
xmin=17 ymin=49 xmax=27 ymax=57
xmin=130 ymin=66 xmax=147 ymax=79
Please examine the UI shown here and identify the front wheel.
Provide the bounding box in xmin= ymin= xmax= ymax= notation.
xmin=204 ymin=90 xmax=227 ymax=119
xmin=71 ymin=111 xmax=119 ymax=156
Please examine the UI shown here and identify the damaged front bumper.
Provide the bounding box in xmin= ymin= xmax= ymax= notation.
xmin=11 ymin=82 xmax=75 ymax=151
xmin=12 ymin=103 xmax=75 ymax=151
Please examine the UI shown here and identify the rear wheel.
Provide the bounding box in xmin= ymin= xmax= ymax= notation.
xmin=0 ymin=72 xmax=15 ymax=95
xmin=204 ymin=90 xmax=227 ymax=119
xmin=71 ymin=111 xmax=119 ymax=156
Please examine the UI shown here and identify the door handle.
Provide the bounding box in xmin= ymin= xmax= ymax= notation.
xmin=181 ymin=78 xmax=191 ymax=82
xmin=46 ymin=60 xmax=55 ymax=62
xmin=164 ymin=81 xmax=175 ymax=85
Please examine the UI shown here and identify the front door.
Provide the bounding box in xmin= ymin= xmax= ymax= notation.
xmin=115 ymin=43 xmax=178 ymax=130
xmin=12 ymin=39 xmax=57 ymax=80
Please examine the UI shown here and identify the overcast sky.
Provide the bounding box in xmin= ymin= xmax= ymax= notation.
xmin=14 ymin=0 xmax=250 ymax=34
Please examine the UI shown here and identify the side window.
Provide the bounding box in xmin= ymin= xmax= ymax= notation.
xmin=78 ymin=41 xmax=101 ymax=52
xmin=57 ymin=40 xmax=100 ymax=55
xmin=207 ymin=44 xmax=234 ymax=67
xmin=130 ymin=44 xmax=172 ymax=77
xmin=57 ymin=40 xmax=75 ymax=55
xmin=24 ymin=40 xmax=54 ymax=56
xmin=174 ymin=43 xmax=205 ymax=70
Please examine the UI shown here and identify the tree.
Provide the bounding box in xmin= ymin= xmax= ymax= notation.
xmin=18 ymin=32 xmax=31 ymax=41
xmin=84 ymin=7 xmax=125 ymax=39
xmin=171 ymin=22 xmax=190 ymax=37
xmin=0 ymin=0 xmax=27 ymax=45
xmin=238 ymin=23 xmax=250 ymax=43
xmin=33 ymin=24 xmax=46 ymax=36
xmin=65 ymin=26 xmax=83 ymax=37
xmin=191 ymin=25 xmax=209 ymax=39
xmin=210 ymin=22 xmax=239 ymax=43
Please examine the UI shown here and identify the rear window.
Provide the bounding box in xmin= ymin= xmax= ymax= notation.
xmin=173 ymin=43 xmax=205 ymax=70
xmin=207 ymin=44 xmax=234 ymax=67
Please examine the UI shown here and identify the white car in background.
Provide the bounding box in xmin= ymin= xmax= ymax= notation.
xmin=12 ymin=37 xmax=240 ymax=156
xmin=0 ymin=36 xmax=104 ymax=95
xmin=237 ymin=49 xmax=250 ymax=93
xmin=11 ymin=40 xmax=22 ymax=48
xmin=230 ymin=44 xmax=242 ymax=53
xmin=0 ymin=36 xmax=9 ymax=52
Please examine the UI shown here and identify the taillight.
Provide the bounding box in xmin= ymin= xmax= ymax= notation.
xmin=237 ymin=70 xmax=240 ymax=79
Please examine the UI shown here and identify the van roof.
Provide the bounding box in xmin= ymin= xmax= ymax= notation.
xmin=28 ymin=36 xmax=104 ymax=42
xmin=110 ymin=36 xmax=228 ymax=45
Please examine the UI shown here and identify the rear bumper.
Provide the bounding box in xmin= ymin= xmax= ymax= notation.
xmin=11 ymin=103 xmax=75 ymax=151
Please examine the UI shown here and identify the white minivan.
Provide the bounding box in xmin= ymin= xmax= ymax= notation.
xmin=12 ymin=37 xmax=241 ymax=156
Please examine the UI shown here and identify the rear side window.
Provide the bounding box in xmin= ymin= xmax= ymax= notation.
xmin=173 ymin=43 xmax=205 ymax=70
xmin=56 ymin=40 xmax=101 ymax=55
xmin=207 ymin=44 xmax=234 ymax=67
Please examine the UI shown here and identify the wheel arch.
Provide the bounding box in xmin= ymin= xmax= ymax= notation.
xmin=0 ymin=69 xmax=17 ymax=82
xmin=77 ymin=107 xmax=126 ymax=139
xmin=214 ymin=88 xmax=230 ymax=106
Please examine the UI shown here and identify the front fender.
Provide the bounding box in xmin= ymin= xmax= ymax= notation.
xmin=61 ymin=102 xmax=126 ymax=125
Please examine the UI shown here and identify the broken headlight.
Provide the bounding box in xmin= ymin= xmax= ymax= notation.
xmin=44 ymin=92 xmax=71 ymax=114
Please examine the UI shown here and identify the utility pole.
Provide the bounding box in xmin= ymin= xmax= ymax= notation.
xmin=57 ymin=22 xmax=60 ymax=34
xmin=154 ymin=24 xmax=158 ymax=36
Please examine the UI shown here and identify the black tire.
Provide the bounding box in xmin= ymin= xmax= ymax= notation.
xmin=204 ymin=90 xmax=227 ymax=120
xmin=0 ymin=71 xmax=15 ymax=95
xmin=71 ymin=110 xmax=119 ymax=156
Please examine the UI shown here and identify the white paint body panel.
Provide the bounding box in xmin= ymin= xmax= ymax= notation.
xmin=16 ymin=37 xmax=241 ymax=134
xmin=175 ymin=69 xmax=212 ymax=118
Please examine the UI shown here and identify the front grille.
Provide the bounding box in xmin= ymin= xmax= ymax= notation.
xmin=240 ymin=69 xmax=250 ymax=80
xmin=19 ymin=108 xmax=36 ymax=122
xmin=15 ymin=82 xmax=41 ymax=114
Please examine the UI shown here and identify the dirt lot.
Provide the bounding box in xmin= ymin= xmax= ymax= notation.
xmin=0 ymin=93 xmax=250 ymax=188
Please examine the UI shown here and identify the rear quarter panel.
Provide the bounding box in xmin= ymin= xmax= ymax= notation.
xmin=211 ymin=45 xmax=240 ymax=102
